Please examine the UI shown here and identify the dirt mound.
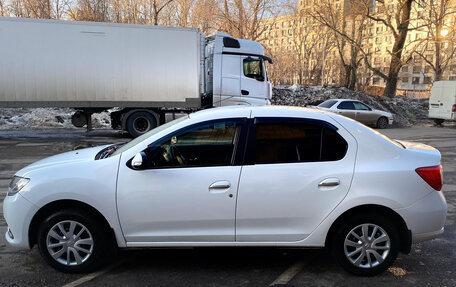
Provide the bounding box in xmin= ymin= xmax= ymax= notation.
xmin=272 ymin=85 xmax=429 ymax=127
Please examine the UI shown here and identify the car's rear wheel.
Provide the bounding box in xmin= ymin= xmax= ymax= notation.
xmin=332 ymin=214 xmax=400 ymax=276
xmin=376 ymin=117 xmax=389 ymax=129
xmin=37 ymin=209 xmax=111 ymax=273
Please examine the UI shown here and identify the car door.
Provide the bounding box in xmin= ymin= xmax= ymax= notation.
xmin=240 ymin=56 xmax=268 ymax=105
xmin=116 ymin=117 xmax=248 ymax=244
xmin=218 ymin=54 xmax=242 ymax=106
xmin=235 ymin=116 xmax=357 ymax=242
xmin=336 ymin=101 xmax=356 ymax=119
xmin=353 ymin=101 xmax=376 ymax=125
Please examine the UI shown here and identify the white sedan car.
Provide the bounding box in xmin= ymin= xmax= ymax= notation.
xmin=4 ymin=106 xmax=447 ymax=276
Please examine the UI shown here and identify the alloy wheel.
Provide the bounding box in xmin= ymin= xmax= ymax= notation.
xmin=343 ymin=223 xmax=391 ymax=269
xmin=46 ymin=220 xmax=94 ymax=266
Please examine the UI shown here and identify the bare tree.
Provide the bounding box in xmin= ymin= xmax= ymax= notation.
xmin=415 ymin=0 xmax=456 ymax=82
xmin=309 ymin=0 xmax=368 ymax=90
xmin=219 ymin=0 xmax=279 ymax=41
xmin=0 ymin=0 xmax=6 ymax=16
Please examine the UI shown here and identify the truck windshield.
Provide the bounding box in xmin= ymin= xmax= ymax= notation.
xmin=112 ymin=115 xmax=188 ymax=156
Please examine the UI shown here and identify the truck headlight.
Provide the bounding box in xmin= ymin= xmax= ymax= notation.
xmin=8 ymin=176 xmax=30 ymax=196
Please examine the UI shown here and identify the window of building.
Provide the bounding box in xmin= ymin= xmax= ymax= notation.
xmin=423 ymin=77 xmax=432 ymax=84
xmin=413 ymin=66 xmax=421 ymax=73
xmin=412 ymin=77 xmax=420 ymax=84
xmin=373 ymin=77 xmax=380 ymax=85
xmin=254 ymin=122 xmax=347 ymax=164
xmin=401 ymin=77 xmax=409 ymax=83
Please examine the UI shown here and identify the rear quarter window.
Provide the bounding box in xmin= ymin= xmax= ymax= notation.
xmin=318 ymin=100 xmax=338 ymax=108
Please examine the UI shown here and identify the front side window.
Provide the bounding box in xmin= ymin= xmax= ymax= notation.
xmin=243 ymin=58 xmax=263 ymax=80
xmin=254 ymin=122 xmax=347 ymax=164
xmin=353 ymin=102 xmax=371 ymax=111
xmin=337 ymin=101 xmax=355 ymax=110
xmin=144 ymin=120 xmax=242 ymax=168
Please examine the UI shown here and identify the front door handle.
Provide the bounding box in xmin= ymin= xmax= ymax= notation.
xmin=209 ymin=181 xmax=231 ymax=193
xmin=318 ymin=178 xmax=340 ymax=188
xmin=241 ymin=89 xmax=249 ymax=95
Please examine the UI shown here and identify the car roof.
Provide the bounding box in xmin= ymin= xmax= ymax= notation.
xmin=189 ymin=105 xmax=332 ymax=121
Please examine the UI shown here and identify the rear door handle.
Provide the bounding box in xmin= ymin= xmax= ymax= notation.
xmin=318 ymin=178 xmax=340 ymax=188
xmin=241 ymin=90 xmax=249 ymax=95
xmin=209 ymin=181 xmax=231 ymax=193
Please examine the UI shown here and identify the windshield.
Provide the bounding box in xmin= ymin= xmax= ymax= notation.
xmin=112 ymin=115 xmax=188 ymax=156
xmin=318 ymin=100 xmax=338 ymax=108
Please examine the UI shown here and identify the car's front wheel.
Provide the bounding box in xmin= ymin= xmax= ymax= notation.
xmin=376 ymin=117 xmax=389 ymax=129
xmin=37 ymin=209 xmax=111 ymax=273
xmin=332 ymin=214 xmax=400 ymax=276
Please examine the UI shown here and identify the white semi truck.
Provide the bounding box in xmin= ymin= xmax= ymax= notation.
xmin=0 ymin=17 xmax=273 ymax=136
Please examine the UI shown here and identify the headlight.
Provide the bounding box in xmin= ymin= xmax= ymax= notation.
xmin=8 ymin=176 xmax=30 ymax=196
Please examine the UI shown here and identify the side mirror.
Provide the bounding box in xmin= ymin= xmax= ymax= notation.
xmin=131 ymin=152 xmax=147 ymax=169
xmin=255 ymin=75 xmax=265 ymax=82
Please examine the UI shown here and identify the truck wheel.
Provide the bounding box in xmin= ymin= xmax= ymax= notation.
xmin=127 ymin=111 xmax=157 ymax=137
xmin=434 ymin=119 xmax=444 ymax=126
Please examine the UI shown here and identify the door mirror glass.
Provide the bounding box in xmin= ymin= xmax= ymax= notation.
xmin=131 ymin=152 xmax=146 ymax=169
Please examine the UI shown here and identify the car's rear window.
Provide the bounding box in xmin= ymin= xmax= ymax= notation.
xmin=254 ymin=122 xmax=348 ymax=164
xmin=318 ymin=100 xmax=338 ymax=108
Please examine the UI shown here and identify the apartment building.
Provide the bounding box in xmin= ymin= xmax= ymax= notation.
xmin=261 ymin=0 xmax=456 ymax=91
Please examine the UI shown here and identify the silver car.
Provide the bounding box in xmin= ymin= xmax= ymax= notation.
xmin=317 ymin=99 xmax=393 ymax=128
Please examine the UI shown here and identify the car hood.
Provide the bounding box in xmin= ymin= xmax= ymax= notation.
xmin=16 ymin=145 xmax=110 ymax=177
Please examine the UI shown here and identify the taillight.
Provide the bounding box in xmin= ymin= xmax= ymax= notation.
xmin=415 ymin=165 xmax=443 ymax=191
xmin=452 ymin=104 xmax=456 ymax=112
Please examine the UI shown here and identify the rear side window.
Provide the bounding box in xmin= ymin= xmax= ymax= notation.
xmin=254 ymin=122 xmax=347 ymax=164
xmin=337 ymin=101 xmax=355 ymax=110
xmin=318 ymin=100 xmax=338 ymax=108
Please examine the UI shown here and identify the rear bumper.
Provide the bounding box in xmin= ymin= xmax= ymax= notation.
xmin=395 ymin=190 xmax=447 ymax=243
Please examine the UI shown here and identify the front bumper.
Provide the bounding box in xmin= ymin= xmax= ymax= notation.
xmin=3 ymin=192 xmax=39 ymax=249
xmin=395 ymin=190 xmax=447 ymax=243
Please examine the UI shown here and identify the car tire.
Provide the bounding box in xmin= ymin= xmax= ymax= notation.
xmin=37 ymin=209 xmax=112 ymax=273
xmin=331 ymin=214 xmax=400 ymax=276
xmin=376 ymin=117 xmax=388 ymax=129
xmin=126 ymin=111 xmax=157 ymax=138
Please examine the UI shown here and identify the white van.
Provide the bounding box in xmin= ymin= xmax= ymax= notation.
xmin=428 ymin=81 xmax=456 ymax=124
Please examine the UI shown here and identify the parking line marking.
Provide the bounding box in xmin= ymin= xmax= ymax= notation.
xmin=61 ymin=260 xmax=124 ymax=287
xmin=269 ymin=254 xmax=316 ymax=286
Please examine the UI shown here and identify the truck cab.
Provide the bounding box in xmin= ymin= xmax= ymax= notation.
xmin=205 ymin=32 xmax=273 ymax=107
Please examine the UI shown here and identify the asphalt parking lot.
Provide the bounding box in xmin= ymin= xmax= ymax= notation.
xmin=0 ymin=125 xmax=455 ymax=287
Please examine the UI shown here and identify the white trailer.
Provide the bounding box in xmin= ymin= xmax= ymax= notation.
xmin=428 ymin=81 xmax=456 ymax=125
xmin=0 ymin=17 xmax=272 ymax=136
